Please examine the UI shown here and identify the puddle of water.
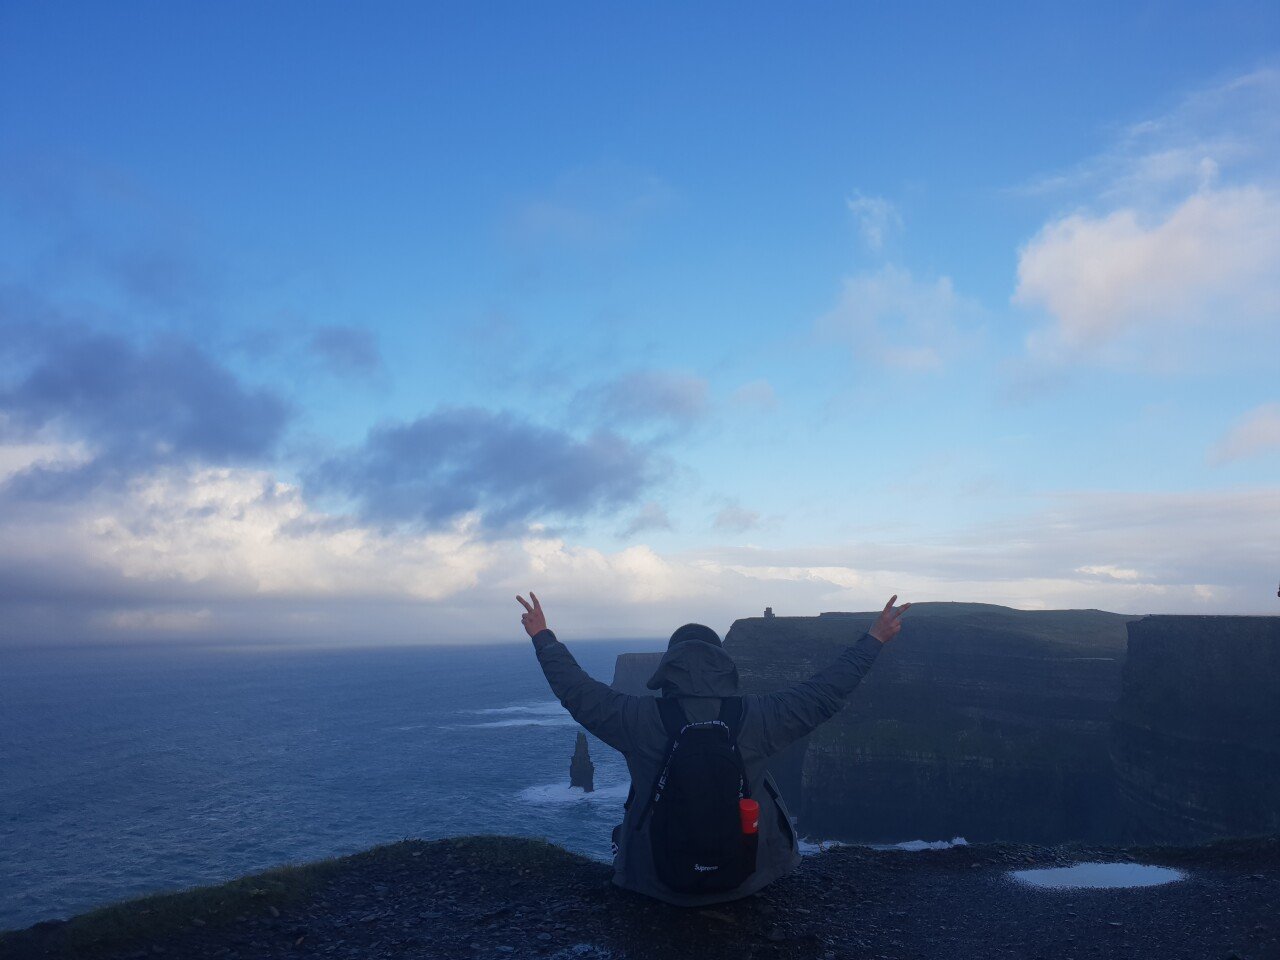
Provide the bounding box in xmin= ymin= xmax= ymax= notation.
xmin=1010 ymin=862 xmax=1186 ymax=889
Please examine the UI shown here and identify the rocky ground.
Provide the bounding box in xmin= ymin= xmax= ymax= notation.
xmin=2 ymin=834 xmax=1277 ymax=960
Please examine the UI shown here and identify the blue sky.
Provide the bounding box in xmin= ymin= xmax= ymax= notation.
xmin=2 ymin=2 xmax=1278 ymax=645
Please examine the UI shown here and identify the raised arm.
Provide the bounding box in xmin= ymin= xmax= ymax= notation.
xmin=743 ymin=595 xmax=909 ymax=759
xmin=518 ymin=592 xmax=644 ymax=754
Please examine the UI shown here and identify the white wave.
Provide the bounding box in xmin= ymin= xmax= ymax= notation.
xmin=440 ymin=699 xmax=578 ymax=729
xmin=518 ymin=782 xmax=631 ymax=804
xmin=875 ymin=836 xmax=968 ymax=851
xmin=1010 ymin=862 xmax=1185 ymax=890
xmin=797 ymin=837 xmax=847 ymax=855
xmin=440 ymin=717 xmax=578 ymax=730
xmin=798 ymin=835 xmax=968 ymax=855
xmin=463 ymin=701 xmax=567 ymax=717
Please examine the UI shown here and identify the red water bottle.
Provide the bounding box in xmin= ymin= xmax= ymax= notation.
xmin=739 ymin=798 xmax=759 ymax=873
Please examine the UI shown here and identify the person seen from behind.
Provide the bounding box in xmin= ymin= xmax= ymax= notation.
xmin=516 ymin=591 xmax=909 ymax=906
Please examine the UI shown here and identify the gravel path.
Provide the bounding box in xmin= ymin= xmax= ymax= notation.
xmin=4 ymin=836 xmax=1277 ymax=960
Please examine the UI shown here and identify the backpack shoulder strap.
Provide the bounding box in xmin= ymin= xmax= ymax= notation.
xmin=634 ymin=697 xmax=688 ymax=832
xmin=717 ymin=696 xmax=752 ymax=799
xmin=717 ymin=695 xmax=744 ymax=740
xmin=656 ymin=696 xmax=688 ymax=738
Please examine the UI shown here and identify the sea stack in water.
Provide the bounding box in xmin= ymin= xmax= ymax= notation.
xmin=570 ymin=730 xmax=595 ymax=793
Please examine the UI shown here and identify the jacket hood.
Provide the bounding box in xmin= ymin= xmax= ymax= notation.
xmin=645 ymin=639 xmax=740 ymax=696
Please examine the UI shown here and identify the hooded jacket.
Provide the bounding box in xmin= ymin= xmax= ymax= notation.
xmin=531 ymin=626 xmax=883 ymax=907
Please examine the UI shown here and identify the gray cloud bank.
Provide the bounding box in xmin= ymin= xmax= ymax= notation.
xmin=0 ymin=317 xmax=290 ymax=492
xmin=2 ymin=311 xmax=1274 ymax=647
xmin=310 ymin=407 xmax=665 ymax=536
xmin=0 ymin=313 xmax=686 ymax=643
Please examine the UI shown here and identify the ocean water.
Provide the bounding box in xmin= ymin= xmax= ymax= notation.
xmin=0 ymin=637 xmax=660 ymax=932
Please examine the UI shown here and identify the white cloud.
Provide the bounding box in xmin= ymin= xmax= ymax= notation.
xmin=689 ymin=486 xmax=1280 ymax=616
xmin=0 ymin=462 xmax=500 ymax=634
xmin=1008 ymin=67 xmax=1279 ymax=206
xmin=519 ymin=538 xmax=709 ymax=607
xmin=718 ymin=563 xmax=862 ymax=591
xmin=0 ymin=437 xmax=92 ymax=483
xmin=815 ymin=264 xmax=983 ymax=371
xmin=1014 ymin=185 xmax=1280 ymax=354
xmin=1210 ymin=402 xmax=1280 ymax=464
xmin=1011 ymin=67 xmax=1280 ymax=369
xmin=1075 ymin=564 xmax=1142 ymax=582
xmin=3 ymin=444 xmax=1277 ymax=643
xmin=847 ymin=191 xmax=903 ymax=252
xmin=84 ymin=467 xmax=497 ymax=601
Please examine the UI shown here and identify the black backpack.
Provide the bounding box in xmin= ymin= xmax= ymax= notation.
xmin=632 ymin=695 xmax=757 ymax=894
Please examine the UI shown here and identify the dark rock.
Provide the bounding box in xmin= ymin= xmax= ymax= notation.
xmin=7 ymin=833 xmax=1279 ymax=960
xmin=570 ymin=731 xmax=595 ymax=792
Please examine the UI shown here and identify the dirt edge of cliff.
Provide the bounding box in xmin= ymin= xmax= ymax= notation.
xmin=3 ymin=833 xmax=1278 ymax=960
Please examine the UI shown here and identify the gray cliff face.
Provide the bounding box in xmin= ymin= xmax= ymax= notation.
xmin=570 ymin=730 xmax=595 ymax=792
xmin=610 ymin=652 xmax=663 ymax=697
xmin=604 ymin=607 xmax=1277 ymax=846
xmin=1111 ymin=615 xmax=1280 ymax=842
xmin=724 ymin=603 xmax=1135 ymax=844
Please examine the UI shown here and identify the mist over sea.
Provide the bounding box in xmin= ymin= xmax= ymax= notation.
xmin=0 ymin=637 xmax=660 ymax=931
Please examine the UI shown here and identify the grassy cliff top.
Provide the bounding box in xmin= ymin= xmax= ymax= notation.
xmin=725 ymin=603 xmax=1135 ymax=668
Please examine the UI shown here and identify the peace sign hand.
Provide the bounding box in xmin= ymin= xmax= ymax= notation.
xmin=516 ymin=592 xmax=548 ymax=639
xmin=869 ymin=594 xmax=911 ymax=644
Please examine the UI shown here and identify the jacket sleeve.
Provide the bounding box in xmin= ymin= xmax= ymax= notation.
xmin=743 ymin=631 xmax=883 ymax=759
xmin=531 ymin=628 xmax=644 ymax=755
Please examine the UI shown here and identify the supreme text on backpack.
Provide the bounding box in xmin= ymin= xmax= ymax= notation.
xmin=633 ymin=695 xmax=758 ymax=894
